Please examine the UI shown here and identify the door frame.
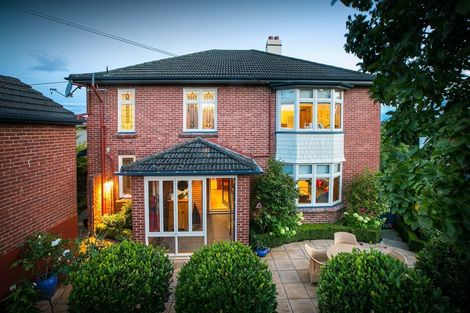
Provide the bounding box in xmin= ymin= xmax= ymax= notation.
xmin=144 ymin=175 xmax=237 ymax=256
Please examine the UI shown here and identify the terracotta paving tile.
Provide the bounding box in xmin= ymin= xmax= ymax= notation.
xmin=274 ymin=259 xmax=295 ymax=270
xmin=304 ymin=283 xmax=317 ymax=298
xmin=289 ymin=299 xmax=317 ymax=313
xmin=272 ymin=250 xmax=290 ymax=260
xmin=297 ymin=270 xmax=310 ymax=284
xmin=283 ymin=283 xmax=309 ymax=299
xmin=276 ymin=299 xmax=292 ymax=313
xmin=292 ymin=258 xmax=309 ymax=270
xmin=275 ymin=282 xmax=287 ymax=300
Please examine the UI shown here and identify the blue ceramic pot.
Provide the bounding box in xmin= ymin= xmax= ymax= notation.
xmin=36 ymin=273 xmax=58 ymax=300
xmin=255 ymin=247 xmax=270 ymax=257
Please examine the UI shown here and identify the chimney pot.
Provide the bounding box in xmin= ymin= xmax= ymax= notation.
xmin=274 ymin=36 xmax=279 ymax=40
xmin=268 ymin=36 xmax=273 ymax=40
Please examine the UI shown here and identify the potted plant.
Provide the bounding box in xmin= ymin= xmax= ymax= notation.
xmin=255 ymin=241 xmax=270 ymax=257
xmin=12 ymin=232 xmax=71 ymax=300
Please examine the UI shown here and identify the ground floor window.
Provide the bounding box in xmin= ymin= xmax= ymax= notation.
xmin=145 ymin=176 xmax=235 ymax=255
xmin=283 ymin=163 xmax=342 ymax=207
xmin=118 ymin=155 xmax=135 ymax=198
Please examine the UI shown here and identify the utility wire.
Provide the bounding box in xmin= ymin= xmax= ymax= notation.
xmin=1 ymin=2 xmax=178 ymax=57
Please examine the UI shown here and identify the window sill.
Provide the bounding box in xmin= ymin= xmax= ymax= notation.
xmin=179 ymin=132 xmax=218 ymax=138
xmin=298 ymin=202 xmax=345 ymax=212
xmin=276 ymin=130 xmax=344 ymax=134
xmin=116 ymin=132 xmax=137 ymax=139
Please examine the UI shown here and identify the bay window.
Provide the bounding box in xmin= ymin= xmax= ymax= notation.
xmin=284 ymin=163 xmax=342 ymax=206
xmin=118 ymin=89 xmax=135 ymax=132
xmin=277 ymin=89 xmax=343 ymax=131
xmin=184 ymin=89 xmax=217 ymax=132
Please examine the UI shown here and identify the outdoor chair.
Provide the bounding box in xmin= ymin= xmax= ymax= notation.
xmin=386 ymin=250 xmax=407 ymax=264
xmin=334 ymin=232 xmax=359 ymax=246
xmin=304 ymin=244 xmax=328 ymax=284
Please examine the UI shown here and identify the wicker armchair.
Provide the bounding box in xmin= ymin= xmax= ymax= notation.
xmin=386 ymin=250 xmax=407 ymax=264
xmin=334 ymin=232 xmax=359 ymax=246
xmin=304 ymin=244 xmax=328 ymax=284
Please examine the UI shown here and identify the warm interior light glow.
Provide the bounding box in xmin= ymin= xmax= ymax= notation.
xmin=104 ymin=181 xmax=113 ymax=193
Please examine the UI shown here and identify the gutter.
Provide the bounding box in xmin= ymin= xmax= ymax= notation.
xmin=0 ymin=115 xmax=83 ymax=125
xmin=114 ymin=168 xmax=264 ymax=176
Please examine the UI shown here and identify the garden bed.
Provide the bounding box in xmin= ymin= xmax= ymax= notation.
xmin=395 ymin=216 xmax=427 ymax=252
xmin=251 ymin=223 xmax=381 ymax=249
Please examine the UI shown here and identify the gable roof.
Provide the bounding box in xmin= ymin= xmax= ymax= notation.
xmin=117 ymin=137 xmax=263 ymax=176
xmin=67 ymin=49 xmax=373 ymax=86
xmin=0 ymin=75 xmax=80 ymax=125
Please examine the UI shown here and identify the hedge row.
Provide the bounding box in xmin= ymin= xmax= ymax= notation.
xmin=395 ymin=217 xmax=426 ymax=252
xmin=251 ymin=223 xmax=381 ymax=248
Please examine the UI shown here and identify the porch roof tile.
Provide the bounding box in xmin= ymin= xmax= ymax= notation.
xmin=117 ymin=137 xmax=262 ymax=176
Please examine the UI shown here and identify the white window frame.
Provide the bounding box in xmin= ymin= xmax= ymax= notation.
xmin=183 ymin=88 xmax=218 ymax=132
xmin=144 ymin=175 xmax=236 ymax=256
xmin=287 ymin=163 xmax=342 ymax=207
xmin=117 ymin=89 xmax=136 ymax=133
xmin=118 ymin=155 xmax=135 ymax=198
xmin=277 ymin=88 xmax=343 ymax=132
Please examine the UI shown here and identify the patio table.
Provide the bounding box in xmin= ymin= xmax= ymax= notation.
xmin=326 ymin=243 xmax=356 ymax=259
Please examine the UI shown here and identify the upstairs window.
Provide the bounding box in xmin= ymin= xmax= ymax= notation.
xmin=184 ymin=89 xmax=217 ymax=132
xmin=118 ymin=89 xmax=135 ymax=132
xmin=277 ymin=89 xmax=343 ymax=131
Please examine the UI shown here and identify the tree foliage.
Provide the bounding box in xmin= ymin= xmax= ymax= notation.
xmin=341 ymin=0 xmax=470 ymax=246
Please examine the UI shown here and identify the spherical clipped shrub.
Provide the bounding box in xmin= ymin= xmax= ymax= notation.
xmin=175 ymin=241 xmax=277 ymax=313
xmin=317 ymin=249 xmax=449 ymax=313
xmin=416 ymin=238 xmax=470 ymax=312
xmin=68 ymin=240 xmax=173 ymax=313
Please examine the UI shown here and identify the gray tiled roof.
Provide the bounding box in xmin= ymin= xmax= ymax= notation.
xmin=118 ymin=137 xmax=262 ymax=176
xmin=68 ymin=50 xmax=373 ymax=84
xmin=0 ymin=75 xmax=80 ymax=125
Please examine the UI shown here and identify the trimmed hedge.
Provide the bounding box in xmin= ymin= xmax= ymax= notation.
xmin=317 ymin=249 xmax=449 ymax=313
xmin=175 ymin=241 xmax=277 ymax=313
xmin=251 ymin=223 xmax=381 ymax=248
xmin=68 ymin=240 xmax=173 ymax=313
xmin=395 ymin=217 xmax=426 ymax=252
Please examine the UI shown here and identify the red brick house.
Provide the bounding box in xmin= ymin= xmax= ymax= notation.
xmin=67 ymin=38 xmax=380 ymax=255
xmin=0 ymin=75 xmax=80 ymax=298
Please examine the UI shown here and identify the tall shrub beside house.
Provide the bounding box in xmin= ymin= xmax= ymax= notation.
xmin=346 ymin=168 xmax=385 ymax=216
xmin=251 ymin=158 xmax=303 ymax=237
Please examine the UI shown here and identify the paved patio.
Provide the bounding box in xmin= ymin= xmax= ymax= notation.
xmin=264 ymin=239 xmax=416 ymax=313
xmin=36 ymin=239 xmax=415 ymax=313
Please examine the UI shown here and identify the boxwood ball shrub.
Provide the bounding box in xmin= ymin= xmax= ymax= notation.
xmin=68 ymin=240 xmax=173 ymax=313
xmin=317 ymin=249 xmax=449 ymax=313
xmin=175 ymin=241 xmax=277 ymax=313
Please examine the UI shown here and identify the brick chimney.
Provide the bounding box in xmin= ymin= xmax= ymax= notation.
xmin=266 ymin=36 xmax=282 ymax=55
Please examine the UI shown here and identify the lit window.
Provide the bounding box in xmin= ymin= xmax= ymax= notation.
xmin=118 ymin=155 xmax=135 ymax=198
xmin=277 ymin=89 xmax=343 ymax=131
xmin=286 ymin=162 xmax=342 ymax=206
xmin=280 ymin=104 xmax=295 ymax=129
xmin=184 ymin=89 xmax=216 ymax=131
xmin=298 ymin=180 xmax=312 ymax=204
xmin=118 ymin=89 xmax=135 ymax=132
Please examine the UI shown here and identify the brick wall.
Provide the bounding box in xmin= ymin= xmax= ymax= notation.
xmin=342 ymin=88 xmax=381 ymax=196
xmin=0 ymin=123 xmax=77 ymax=298
xmin=236 ymin=175 xmax=250 ymax=244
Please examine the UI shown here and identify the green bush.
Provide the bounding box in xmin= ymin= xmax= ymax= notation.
xmin=95 ymin=201 xmax=132 ymax=240
xmin=251 ymin=158 xmax=303 ymax=237
xmin=175 ymin=241 xmax=277 ymax=313
xmin=396 ymin=216 xmax=426 ymax=252
xmin=251 ymin=223 xmax=381 ymax=249
xmin=317 ymin=249 xmax=449 ymax=313
xmin=343 ymin=211 xmax=384 ymax=229
xmin=346 ymin=168 xmax=386 ymax=216
xmin=68 ymin=240 xmax=173 ymax=313
xmin=416 ymin=238 xmax=470 ymax=312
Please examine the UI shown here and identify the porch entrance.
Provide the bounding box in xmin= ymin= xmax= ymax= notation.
xmin=145 ymin=177 xmax=235 ymax=255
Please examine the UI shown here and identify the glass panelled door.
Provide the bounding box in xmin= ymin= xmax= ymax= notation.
xmin=146 ymin=177 xmax=235 ymax=255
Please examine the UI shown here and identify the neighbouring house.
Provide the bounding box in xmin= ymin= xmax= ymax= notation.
xmin=67 ymin=36 xmax=380 ymax=256
xmin=76 ymin=113 xmax=88 ymax=148
xmin=0 ymin=75 xmax=80 ymax=298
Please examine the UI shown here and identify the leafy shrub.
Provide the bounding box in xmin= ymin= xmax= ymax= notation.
xmin=95 ymin=201 xmax=132 ymax=240
xmin=317 ymin=249 xmax=449 ymax=313
xmin=175 ymin=241 xmax=277 ymax=313
xmin=5 ymin=280 xmax=39 ymax=313
xmin=76 ymin=154 xmax=87 ymax=214
xmin=251 ymin=158 xmax=303 ymax=237
xmin=251 ymin=223 xmax=381 ymax=248
xmin=68 ymin=240 xmax=173 ymax=313
xmin=346 ymin=168 xmax=386 ymax=216
xmin=416 ymin=238 xmax=470 ymax=312
xmin=343 ymin=211 xmax=384 ymax=229
xmin=396 ymin=216 xmax=427 ymax=252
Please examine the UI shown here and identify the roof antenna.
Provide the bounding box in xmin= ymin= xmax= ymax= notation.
xmin=106 ymin=66 xmax=108 ymax=75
